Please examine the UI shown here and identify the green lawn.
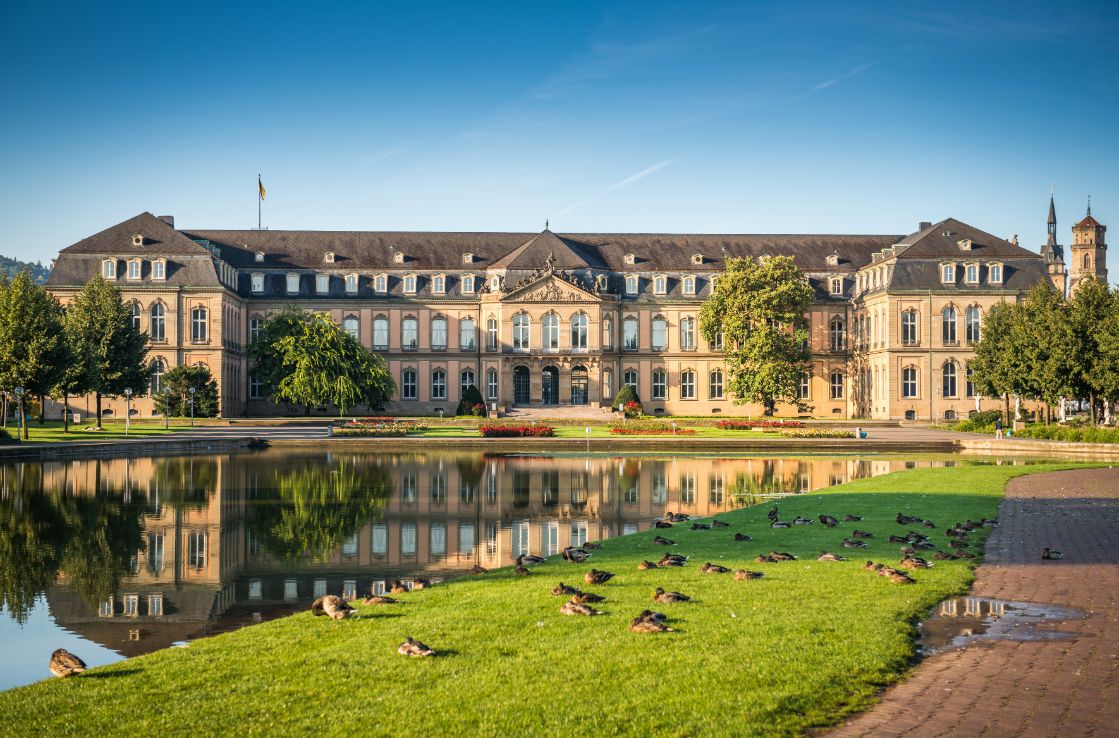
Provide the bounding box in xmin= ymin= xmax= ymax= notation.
xmin=408 ymin=425 xmax=786 ymax=439
xmin=0 ymin=463 xmax=1084 ymax=736
xmin=2 ymin=420 xmax=192 ymax=444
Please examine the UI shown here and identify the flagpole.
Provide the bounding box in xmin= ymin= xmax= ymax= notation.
xmin=258 ymin=173 xmax=261 ymax=230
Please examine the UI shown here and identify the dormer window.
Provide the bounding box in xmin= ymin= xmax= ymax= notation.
xmin=691 ymin=253 xmax=704 ymax=266
xmin=830 ymin=277 xmax=843 ymax=295
xmin=345 ymin=274 xmax=358 ymax=293
xmin=251 ymin=273 xmax=264 ymax=293
xmin=101 ymin=259 xmax=116 ymax=279
xmin=403 ymin=274 xmax=417 ymax=294
xmin=324 ymin=252 xmax=335 ymax=263
xmin=964 ymin=263 xmax=979 ymax=284
xmin=432 ymin=274 xmax=446 ymax=294
xmin=462 ymin=253 xmax=474 ymax=264
xmin=152 ymin=259 xmax=166 ymax=280
xmin=394 ymin=251 xmax=405 ymax=264
xmin=941 ymin=264 xmax=956 ymax=283
xmin=826 ymin=252 xmax=840 ymax=267
xmin=286 ymin=273 xmax=300 ymax=293
xmin=490 ymin=275 xmax=501 ymax=292
xmin=682 ymin=275 xmax=696 ymax=295
xmin=989 ymin=263 xmax=1003 ymax=284
xmin=315 ymin=273 xmax=329 ymax=294
xmin=625 ymin=275 xmax=639 ymax=295
xmin=461 ymin=274 xmax=475 ymax=294
xmin=132 ymin=234 xmax=144 ymax=247
xmin=596 ymin=274 xmax=609 ymax=292
xmin=653 ymin=275 xmax=667 ymax=295
xmin=127 ymin=259 xmax=142 ymax=280
xmin=624 ymin=253 xmax=636 ymax=266
xmin=374 ymin=274 xmax=387 ymax=293
xmin=957 ymin=238 xmax=973 ymax=252
xmin=254 ymin=251 xmax=265 ymax=263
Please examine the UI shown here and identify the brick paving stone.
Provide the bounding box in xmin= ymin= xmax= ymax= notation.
xmin=827 ymin=468 xmax=1119 ymax=738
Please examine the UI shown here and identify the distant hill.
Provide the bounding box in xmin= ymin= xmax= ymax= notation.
xmin=0 ymin=255 xmax=50 ymax=284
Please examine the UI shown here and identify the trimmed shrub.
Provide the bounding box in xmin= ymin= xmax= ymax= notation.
xmin=478 ymin=424 xmax=555 ymax=438
xmin=778 ymin=429 xmax=855 ymax=439
xmin=332 ymin=418 xmax=428 ymax=437
xmin=1014 ymin=425 xmax=1119 ymax=444
xmin=610 ymin=426 xmax=696 ymax=435
xmin=613 ymin=385 xmax=642 ymax=417
xmin=716 ymin=420 xmax=806 ymax=430
xmin=456 ymin=385 xmax=486 ymax=417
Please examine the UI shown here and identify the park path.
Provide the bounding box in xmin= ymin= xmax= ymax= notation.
xmin=828 ymin=467 xmax=1119 ymax=738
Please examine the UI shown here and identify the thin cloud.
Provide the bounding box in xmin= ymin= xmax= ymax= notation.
xmin=609 ymin=160 xmax=675 ymax=191
xmin=356 ymin=146 xmax=413 ymax=168
xmin=814 ymin=62 xmax=878 ymax=90
xmin=553 ymin=201 xmax=586 ymax=219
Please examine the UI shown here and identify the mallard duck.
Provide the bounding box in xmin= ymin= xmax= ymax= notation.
xmin=571 ymin=591 xmax=605 ymax=604
xmin=841 ymin=538 xmax=868 ymax=548
xmin=793 ymin=517 xmax=814 ymax=525
xmin=658 ymin=553 xmax=688 ymax=567
xmin=653 ymin=536 xmax=676 ymax=546
xmin=899 ymin=556 xmax=931 ymax=570
xmin=390 ymin=580 xmax=409 ymax=594
xmin=819 ymin=515 xmax=840 ymax=527
xmin=896 ymin=513 xmax=919 ymax=525
xmin=754 ymin=554 xmax=777 ymax=563
xmin=515 ymin=562 xmax=531 ymax=575
xmin=397 ymin=637 xmax=435 ymax=657
xmin=560 ymin=600 xmax=601 ymax=616
xmin=49 ymin=648 xmax=86 ymax=678
xmin=311 ymin=596 xmax=328 ymax=617
xmin=668 ymin=512 xmax=690 ymax=522
xmin=852 ymin=530 xmax=873 ymax=539
xmin=887 ymin=571 xmax=915 ymax=584
xmin=768 ymin=506 xmax=779 ymax=522
xmin=843 ymin=514 xmax=863 ymax=522
xmin=584 ymin=569 xmax=615 ymax=585
xmin=711 ymin=519 xmax=730 ymax=528
xmin=636 ymin=609 xmax=668 ymax=623
xmin=637 ymin=560 xmax=659 ymax=570
xmin=551 ymin=582 xmax=580 ymax=596
xmin=952 ymin=550 xmax=976 ymax=559
xmin=932 ymin=551 xmax=954 ymax=560
xmin=321 ymin=595 xmax=354 ymax=620
xmin=899 ymin=546 xmax=916 ymax=556
xmin=654 ymin=520 xmax=674 ymax=529
xmin=863 ymin=561 xmax=884 ymax=571
xmin=690 ymin=523 xmax=711 ymax=531
xmin=583 ymin=542 xmax=603 ymax=550
xmin=735 ymin=569 xmax=764 ymax=580
xmin=768 ymin=551 xmax=797 ymax=561
xmin=922 ymin=520 xmax=936 ymax=529
xmin=519 ymin=554 xmax=546 ymax=565
xmin=770 ymin=520 xmax=791 ymax=529
xmin=562 ymin=547 xmax=591 ymax=563
xmin=700 ymin=562 xmax=731 ymax=574
xmin=363 ymin=594 xmax=400 ymax=605
xmin=653 ymin=587 xmax=691 ymax=603
xmin=412 ymin=578 xmax=431 ymax=590
xmin=469 ymin=564 xmax=488 ymax=574
xmin=630 ymin=615 xmax=674 ymax=633
xmin=888 ymin=534 xmax=910 ymax=544
xmin=733 ymin=532 xmax=753 ymax=541
xmin=949 ymin=540 xmax=970 ymax=549
xmin=817 ymin=551 xmax=846 ymax=562
xmin=1041 ymin=547 xmax=1063 ymax=560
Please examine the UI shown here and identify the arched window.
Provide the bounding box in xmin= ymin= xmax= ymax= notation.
xmin=571 ymin=313 xmax=588 ymax=350
xmin=623 ymin=316 xmax=639 ymax=351
xmin=432 ymin=274 xmax=446 ymax=294
xmin=966 ymin=306 xmax=982 ymax=343
xmin=401 ymin=369 xmax=417 ymax=400
xmin=680 ymin=317 xmax=696 ymax=350
xmin=966 ymin=363 xmax=975 ymax=398
xmin=286 ymin=273 xmax=300 ymax=293
xmin=461 ymin=274 xmax=475 ymax=294
xmin=315 ymin=273 xmax=329 ymax=293
xmin=431 ymin=316 xmax=448 ymax=350
xmin=513 ymin=313 xmax=530 ymax=351
xmin=149 ymin=303 xmax=165 ymax=342
xmin=829 ymin=317 xmax=845 ymax=352
xmin=486 ymin=317 xmax=498 ymax=351
xmin=345 ymin=274 xmax=358 ymax=293
xmin=942 ymin=306 xmax=958 ymax=345
xmin=248 ymin=315 xmax=262 ymax=344
xmin=460 ymin=369 xmax=475 ymax=398
xmin=131 ymin=302 xmax=142 ymax=332
xmin=651 ymin=316 xmax=668 ymax=351
xmin=373 ymin=316 xmax=389 ymax=350
xmin=542 ymin=313 xmax=559 ymax=350
xmin=682 ymin=275 xmax=696 ymax=295
xmin=709 ymin=369 xmax=724 ymax=399
xmin=150 ymin=359 xmax=166 ymax=395
xmin=901 ymin=309 xmax=918 ymax=345
xmin=343 ymin=316 xmax=359 ymax=340
xmin=623 ymin=368 xmax=638 ymax=393
xmin=402 ymin=316 xmax=418 ymax=350
xmin=651 ymin=369 xmax=667 ymax=400
xmin=625 ymin=275 xmax=638 ymax=295
xmin=902 ymin=366 xmax=918 ymax=398
xmin=403 ymin=274 xmax=417 ymax=293
xmin=942 ymin=362 xmax=958 ymax=398
xmin=251 ymin=273 xmax=264 ymax=292
xmin=680 ymin=370 xmax=696 ymax=399
xmin=1084 ymin=253 xmax=1092 ymax=270
xmin=190 ymin=305 xmax=208 ymax=343
xmin=460 ymin=318 xmax=476 ymax=350
xmin=486 ymin=368 xmax=498 ymax=401
xmin=830 ymin=371 xmax=844 ymax=400
xmin=602 ymin=315 xmax=614 ymax=349
xmin=653 ymin=275 xmax=667 ymax=294
xmin=431 ymin=369 xmax=447 ymax=400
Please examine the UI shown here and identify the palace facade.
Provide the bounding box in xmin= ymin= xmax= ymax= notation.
xmin=44 ymin=200 xmax=1106 ymax=420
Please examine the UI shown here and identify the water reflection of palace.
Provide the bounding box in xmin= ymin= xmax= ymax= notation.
xmin=4 ymin=451 xmax=954 ymax=658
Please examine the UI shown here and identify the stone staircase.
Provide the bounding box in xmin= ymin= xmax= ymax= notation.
xmin=500 ymin=404 xmax=617 ymax=421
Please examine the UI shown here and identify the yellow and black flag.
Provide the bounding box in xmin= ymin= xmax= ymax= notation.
xmin=258 ymin=175 xmax=266 ymax=201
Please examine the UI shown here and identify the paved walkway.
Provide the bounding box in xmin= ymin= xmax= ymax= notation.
xmin=828 ymin=468 xmax=1119 ymax=738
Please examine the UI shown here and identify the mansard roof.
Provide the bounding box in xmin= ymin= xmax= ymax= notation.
xmin=490 ymin=229 xmax=607 ymax=270
xmin=893 ymin=218 xmax=1041 ymax=260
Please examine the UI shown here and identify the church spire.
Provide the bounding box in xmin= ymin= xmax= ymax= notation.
xmin=1046 ymin=193 xmax=1058 ymax=248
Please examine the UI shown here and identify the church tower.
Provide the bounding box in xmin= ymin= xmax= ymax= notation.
xmin=1069 ymin=198 xmax=1108 ymax=291
xmin=1040 ymin=194 xmax=1067 ymax=294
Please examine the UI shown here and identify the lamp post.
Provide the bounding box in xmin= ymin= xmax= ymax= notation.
xmin=162 ymin=389 xmax=170 ymax=430
xmin=188 ymin=387 xmax=196 ymax=427
xmin=13 ymin=387 xmax=24 ymax=442
xmin=124 ymin=388 xmax=133 ymax=436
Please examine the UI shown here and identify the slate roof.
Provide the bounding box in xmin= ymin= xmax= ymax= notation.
xmin=887 ymin=259 xmax=1049 ymax=293
xmin=893 ymin=218 xmax=1041 ymax=260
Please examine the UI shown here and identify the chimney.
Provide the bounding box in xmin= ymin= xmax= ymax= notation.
xmin=918 ymin=221 xmax=932 ymax=231
xmin=158 ymin=215 xmax=175 ymax=228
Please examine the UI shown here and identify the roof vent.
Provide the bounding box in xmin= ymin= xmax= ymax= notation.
xmin=463 ymin=252 xmax=474 ymax=264
xmin=394 ymin=251 xmax=405 ymax=264
xmin=158 ymin=215 xmax=175 ymax=228
xmin=918 ymin=221 xmax=931 ymax=231
xmin=254 ymin=251 xmax=265 ymax=262
xmin=624 ymin=253 xmax=636 ymax=266
xmin=324 ymin=252 xmax=335 ymax=263
xmin=132 ymin=234 xmax=144 ymax=247
xmin=691 ymin=253 xmax=704 ymax=265
xmin=957 ymin=238 xmax=973 ymax=252
xmin=826 ymin=251 xmax=840 ymax=267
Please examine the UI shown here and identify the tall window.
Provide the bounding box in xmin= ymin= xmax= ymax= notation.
xmin=966 ymin=306 xmax=981 ymax=343
xmin=901 ymin=309 xmax=918 ymax=345
xmin=966 ymin=364 xmax=975 ymax=398
xmin=542 ymin=314 xmax=559 ymax=350
xmin=286 ymin=273 xmax=300 ymax=293
xmin=623 ymin=317 xmax=638 ymax=351
xmin=374 ymin=274 xmax=387 ymax=293
xmin=682 ymin=275 xmax=696 ymax=295
xmin=373 ymin=316 xmax=389 ymax=350
xmin=403 ymin=274 xmax=416 ymax=293
xmin=680 ymin=370 xmax=696 ymax=399
xmin=989 ymin=264 xmax=1003 ymax=284
xmin=651 ymin=316 xmax=667 ymax=351
xmin=651 ymin=369 xmax=667 ymax=400
xmin=431 ymin=316 xmax=447 ymax=350
xmin=709 ymin=331 xmax=724 ymax=352
xmin=150 ymin=303 xmax=166 ymax=342
xmin=128 ymin=260 xmax=142 ymax=279
xmin=462 ymin=274 xmax=475 ymax=293
xmin=487 ymin=368 xmax=498 ymax=400
xmin=152 ymin=260 xmax=166 ymax=280
xmin=709 ymin=369 xmax=724 ymax=399
xmin=513 ymin=313 xmax=530 ymax=351
xmin=249 ymin=371 xmax=262 ymax=399
xmin=829 ymin=317 xmax=845 ymax=352
xmin=345 ymin=274 xmax=358 ymax=293
xmin=680 ymin=317 xmax=695 ymax=350
xmin=942 ymin=362 xmax=958 ymax=397
xmin=191 ymin=306 xmax=208 ymax=342
xmin=187 ymin=531 xmax=206 ymax=570
xmin=432 ymin=275 xmax=446 ymax=294
xmin=247 ymin=316 xmax=261 ymax=343
xmin=147 ymin=533 xmax=164 ymax=573
xmin=625 ymin=275 xmax=638 ymax=295
xmin=431 ymin=370 xmax=447 ymax=400
xmin=402 ymin=317 xmax=418 ymax=350
xmin=131 ymin=302 xmax=142 ymax=332
xmin=623 ymin=369 xmax=638 ymax=393
xmin=603 ymin=369 xmax=613 ymax=399
xmin=653 ymin=275 xmax=667 ymax=294
xmin=902 ymin=366 xmax=918 ymax=398
xmin=401 ymin=369 xmax=417 ymax=400
xmin=796 ymin=372 xmax=810 ymax=400
xmin=941 ymin=264 xmax=955 ymax=283
xmin=966 ymin=264 xmax=978 ymax=283
xmin=571 ymin=313 xmax=588 ymax=350
xmin=460 ymin=318 xmax=476 ymax=350
xmin=830 ymin=371 xmax=844 ymax=400
xmin=486 ymin=317 xmax=498 ymax=351
xmin=602 ymin=316 xmax=613 ymax=349
xmin=102 ymin=259 xmax=116 ymax=278
xmin=942 ymin=306 xmax=958 ymax=344
xmin=316 ymin=273 xmax=329 ymax=293
xmin=460 ymin=369 xmax=475 ymax=398
xmin=150 ymin=359 xmax=166 ymax=395
xmin=341 ymin=316 xmax=359 ymax=340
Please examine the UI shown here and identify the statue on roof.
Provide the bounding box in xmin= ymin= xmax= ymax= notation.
xmin=545 ymin=251 xmax=556 ymax=273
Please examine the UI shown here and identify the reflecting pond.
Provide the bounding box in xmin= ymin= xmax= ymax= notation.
xmin=0 ymin=449 xmax=1026 ymax=689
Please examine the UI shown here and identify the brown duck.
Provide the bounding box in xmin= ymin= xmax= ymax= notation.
xmin=843 ymin=514 xmax=863 ymax=522
xmin=630 ymin=614 xmax=674 ymax=633
xmin=562 ymin=547 xmax=591 ymax=563
xmin=1041 ymin=547 xmax=1063 ymax=560
xmin=653 ymin=587 xmax=691 ymax=603
xmin=817 ymin=551 xmax=846 ymax=562
xmin=637 ymin=560 xmax=659 ymax=570
xmin=653 ymin=536 xmax=676 ymax=546
xmin=397 ymin=637 xmax=435 ymax=657
xmin=363 ymin=594 xmax=400 ymax=605
xmin=658 ymin=553 xmax=688 ymax=567
xmin=469 ymin=564 xmax=488 ymax=574
xmin=700 ymin=562 xmax=731 ymax=574
xmin=584 ymin=569 xmax=615 ymax=585
xmin=390 ymin=580 xmax=409 ymax=594
xmin=841 ymin=539 xmax=868 ymax=548
xmin=851 ymin=530 xmax=873 ymax=539
xmin=734 ymin=532 xmax=753 ymax=541
xmin=571 ymin=591 xmax=606 ymax=604
xmin=754 ymin=554 xmax=777 ymax=563
xmin=899 ymin=556 xmax=931 ymax=570
xmin=768 ymin=552 xmax=797 ymax=561
xmin=560 ymin=599 xmax=601 ymax=616
xmin=735 ymin=569 xmax=764 ymax=580
xmin=711 ymin=519 xmax=730 ymax=528
xmin=819 ymin=515 xmax=840 ymax=527
xmin=690 ymin=523 xmax=711 ymax=531
xmin=654 ymin=520 xmax=674 ymax=529
xmin=551 ymin=582 xmax=580 ymax=596
xmin=49 ymin=648 xmax=86 ymax=678
xmin=321 ymin=595 xmax=354 ymax=620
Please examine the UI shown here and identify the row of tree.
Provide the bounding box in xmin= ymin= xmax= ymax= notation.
xmin=971 ymin=279 xmax=1119 ymax=423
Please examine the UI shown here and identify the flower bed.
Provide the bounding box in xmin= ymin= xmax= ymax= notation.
xmin=716 ymin=420 xmax=806 ymax=430
xmin=478 ymin=424 xmax=555 ymax=438
xmin=333 ymin=418 xmax=429 ymax=437
xmin=610 ymin=426 xmax=696 ymax=435
xmin=778 ymin=429 xmax=855 ymax=439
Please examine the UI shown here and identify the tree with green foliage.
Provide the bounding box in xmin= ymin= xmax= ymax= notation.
xmin=970 ymin=300 xmax=1025 ymax=421
xmin=64 ymin=276 xmax=150 ymax=427
xmin=0 ymin=272 xmax=71 ymax=438
xmin=1069 ymin=278 xmax=1119 ymax=423
xmin=1094 ymin=309 xmax=1119 ymax=421
xmin=1017 ymin=284 xmax=1078 ymax=417
xmin=612 ymin=383 xmax=642 ymax=416
xmin=153 ymin=364 xmax=219 ymax=417
xmin=699 ymin=255 xmax=814 ymax=415
xmin=254 ymin=310 xmax=394 ymax=415
xmin=456 ymin=384 xmax=486 ymax=416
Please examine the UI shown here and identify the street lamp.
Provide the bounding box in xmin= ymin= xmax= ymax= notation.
xmin=124 ymin=388 xmax=133 ymax=436
xmin=13 ymin=387 xmax=23 ymax=442
xmin=162 ymin=389 xmax=170 ymax=430
xmin=188 ymin=387 xmax=196 ymax=427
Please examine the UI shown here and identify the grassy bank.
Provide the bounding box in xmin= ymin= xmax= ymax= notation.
xmin=0 ymin=463 xmax=1083 ymax=736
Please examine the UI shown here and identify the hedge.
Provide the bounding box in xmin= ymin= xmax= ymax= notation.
xmin=716 ymin=420 xmax=806 ymax=430
xmin=478 ymin=424 xmax=555 ymax=438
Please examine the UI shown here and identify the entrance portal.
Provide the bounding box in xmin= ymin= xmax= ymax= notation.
xmin=571 ymin=365 xmax=589 ymax=405
xmin=513 ymin=366 xmax=531 ymax=405
xmin=542 ymin=366 xmax=559 ymax=405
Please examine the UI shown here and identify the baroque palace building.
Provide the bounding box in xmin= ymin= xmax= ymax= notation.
xmin=45 ymin=201 xmax=1106 ymax=421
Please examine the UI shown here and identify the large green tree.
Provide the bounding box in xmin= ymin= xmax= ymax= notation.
xmin=65 ymin=276 xmax=150 ymax=427
xmin=252 ymin=310 xmax=394 ymax=415
xmin=1094 ymin=308 xmax=1119 ymax=420
xmin=1018 ymin=284 xmax=1078 ymax=416
xmin=1069 ymin=278 xmax=1119 ymax=423
xmin=153 ymin=364 xmax=220 ymax=418
xmin=699 ymin=255 xmax=814 ymax=415
xmin=0 ymin=272 xmax=71 ymax=437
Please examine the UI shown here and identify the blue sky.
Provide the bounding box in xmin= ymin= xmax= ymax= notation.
xmin=1 ymin=1 xmax=1117 ymax=266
